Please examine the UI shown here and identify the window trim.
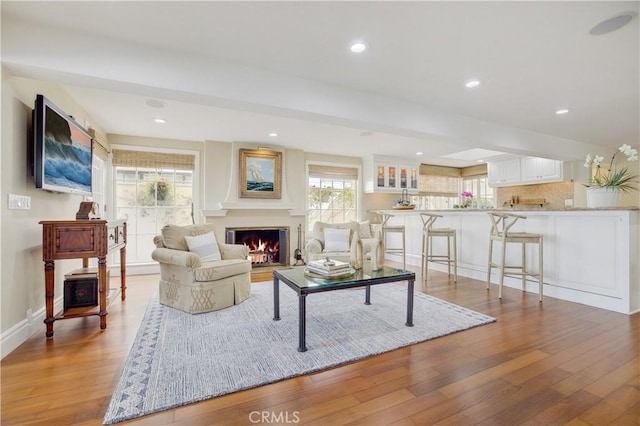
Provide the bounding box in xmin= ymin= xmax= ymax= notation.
xmin=305 ymin=160 xmax=362 ymax=230
xmin=110 ymin=144 xmax=200 ymax=222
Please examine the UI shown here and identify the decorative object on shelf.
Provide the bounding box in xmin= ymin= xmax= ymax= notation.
xmin=76 ymin=201 xmax=100 ymax=219
xmin=239 ymin=148 xmax=282 ymax=199
xmin=393 ymin=189 xmax=415 ymax=209
xmin=584 ymin=144 xmax=638 ymax=207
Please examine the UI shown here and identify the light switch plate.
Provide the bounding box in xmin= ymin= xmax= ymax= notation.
xmin=8 ymin=194 xmax=31 ymax=210
xmin=564 ymin=199 xmax=573 ymax=207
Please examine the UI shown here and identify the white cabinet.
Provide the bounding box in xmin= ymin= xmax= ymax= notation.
xmin=363 ymin=156 xmax=419 ymax=193
xmin=521 ymin=157 xmax=563 ymax=183
xmin=487 ymin=158 xmax=521 ymax=187
xmin=488 ymin=157 xmax=567 ymax=187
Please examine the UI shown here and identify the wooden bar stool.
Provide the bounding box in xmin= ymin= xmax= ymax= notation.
xmin=486 ymin=212 xmax=543 ymax=301
xmin=379 ymin=213 xmax=406 ymax=269
xmin=420 ymin=213 xmax=457 ymax=284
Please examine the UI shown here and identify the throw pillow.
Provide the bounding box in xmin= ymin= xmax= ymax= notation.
xmin=359 ymin=220 xmax=372 ymax=239
xmin=323 ymin=227 xmax=351 ymax=252
xmin=184 ymin=231 xmax=222 ymax=261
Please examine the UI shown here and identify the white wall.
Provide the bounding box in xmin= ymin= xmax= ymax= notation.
xmin=1 ymin=73 xmax=107 ymax=357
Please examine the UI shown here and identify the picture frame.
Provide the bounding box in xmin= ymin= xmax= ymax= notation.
xmin=239 ymin=148 xmax=282 ymax=199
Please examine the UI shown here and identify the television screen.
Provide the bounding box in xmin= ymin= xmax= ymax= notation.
xmin=33 ymin=94 xmax=93 ymax=196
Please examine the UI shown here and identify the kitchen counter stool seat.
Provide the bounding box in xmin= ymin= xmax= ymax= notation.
xmin=486 ymin=212 xmax=543 ymax=301
xmin=380 ymin=213 xmax=406 ymax=269
xmin=420 ymin=213 xmax=457 ymax=284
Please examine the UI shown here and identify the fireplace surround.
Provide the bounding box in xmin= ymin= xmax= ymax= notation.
xmin=226 ymin=227 xmax=289 ymax=267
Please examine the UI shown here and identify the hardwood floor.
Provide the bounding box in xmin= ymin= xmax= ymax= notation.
xmin=2 ymin=264 xmax=638 ymax=425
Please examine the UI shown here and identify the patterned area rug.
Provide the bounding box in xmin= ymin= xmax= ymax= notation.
xmin=104 ymin=281 xmax=495 ymax=424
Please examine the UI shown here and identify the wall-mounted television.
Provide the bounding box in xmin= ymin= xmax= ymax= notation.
xmin=33 ymin=94 xmax=93 ymax=196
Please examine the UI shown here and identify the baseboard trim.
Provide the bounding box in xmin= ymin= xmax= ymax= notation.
xmin=1 ymin=297 xmax=63 ymax=359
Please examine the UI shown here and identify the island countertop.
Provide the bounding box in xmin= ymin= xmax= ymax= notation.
xmin=372 ymin=208 xmax=639 ymax=315
xmin=374 ymin=206 xmax=639 ymax=214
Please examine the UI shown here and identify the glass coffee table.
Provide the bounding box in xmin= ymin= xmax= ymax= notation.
xmin=272 ymin=266 xmax=416 ymax=352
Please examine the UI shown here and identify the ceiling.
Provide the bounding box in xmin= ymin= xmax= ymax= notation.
xmin=2 ymin=1 xmax=638 ymax=167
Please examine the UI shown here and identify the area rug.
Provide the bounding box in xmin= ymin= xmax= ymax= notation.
xmin=104 ymin=281 xmax=495 ymax=424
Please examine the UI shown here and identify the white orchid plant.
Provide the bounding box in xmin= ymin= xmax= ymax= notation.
xmin=584 ymin=144 xmax=638 ymax=192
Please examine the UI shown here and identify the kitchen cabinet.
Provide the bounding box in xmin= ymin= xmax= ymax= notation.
xmin=363 ymin=156 xmax=419 ymax=193
xmin=521 ymin=157 xmax=563 ymax=183
xmin=487 ymin=158 xmax=521 ymax=187
xmin=488 ymin=157 xmax=568 ymax=187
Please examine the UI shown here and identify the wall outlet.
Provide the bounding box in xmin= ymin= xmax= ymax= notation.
xmin=564 ymin=199 xmax=574 ymax=207
xmin=8 ymin=194 xmax=31 ymax=210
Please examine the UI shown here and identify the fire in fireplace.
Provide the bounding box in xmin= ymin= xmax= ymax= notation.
xmin=225 ymin=227 xmax=289 ymax=267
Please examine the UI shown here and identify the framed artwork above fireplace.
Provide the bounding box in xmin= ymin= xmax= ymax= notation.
xmin=239 ymin=148 xmax=282 ymax=199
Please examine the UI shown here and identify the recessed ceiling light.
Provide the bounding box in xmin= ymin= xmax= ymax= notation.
xmin=465 ymin=80 xmax=481 ymax=88
xmin=154 ymin=118 xmax=166 ymax=123
xmin=268 ymin=132 xmax=278 ymax=137
xmin=416 ymin=152 xmax=423 ymax=156
xmin=556 ymin=109 xmax=569 ymax=115
xmin=146 ymin=99 xmax=165 ymax=108
xmin=590 ymin=12 xmax=637 ymax=35
xmin=349 ymin=41 xmax=368 ymax=53
xmin=477 ymin=159 xmax=485 ymax=163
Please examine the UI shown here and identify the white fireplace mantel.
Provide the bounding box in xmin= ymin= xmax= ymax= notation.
xmin=202 ymin=202 xmax=307 ymax=217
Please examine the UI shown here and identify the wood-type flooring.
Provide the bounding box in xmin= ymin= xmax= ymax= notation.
xmin=2 ymin=263 xmax=638 ymax=425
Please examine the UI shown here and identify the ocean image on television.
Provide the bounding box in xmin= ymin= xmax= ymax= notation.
xmin=41 ymin=105 xmax=92 ymax=194
xmin=245 ymin=158 xmax=275 ymax=192
xmin=44 ymin=137 xmax=92 ymax=193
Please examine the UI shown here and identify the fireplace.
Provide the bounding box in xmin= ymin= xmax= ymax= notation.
xmin=226 ymin=227 xmax=289 ymax=267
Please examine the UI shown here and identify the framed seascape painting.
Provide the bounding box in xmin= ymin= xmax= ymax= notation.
xmin=239 ymin=149 xmax=282 ymax=199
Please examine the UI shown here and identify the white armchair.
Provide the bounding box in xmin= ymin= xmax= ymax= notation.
xmin=151 ymin=224 xmax=251 ymax=314
xmin=305 ymin=221 xmax=384 ymax=270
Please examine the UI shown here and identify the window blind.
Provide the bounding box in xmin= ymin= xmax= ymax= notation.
xmin=88 ymin=128 xmax=111 ymax=161
xmin=460 ymin=164 xmax=488 ymax=177
xmin=112 ymin=149 xmax=195 ymax=170
xmin=418 ymin=164 xmax=460 ymax=195
xmin=308 ymin=164 xmax=358 ymax=179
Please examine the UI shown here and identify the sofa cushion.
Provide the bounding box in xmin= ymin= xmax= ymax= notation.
xmin=194 ymin=259 xmax=251 ymax=282
xmin=359 ymin=220 xmax=373 ymax=238
xmin=184 ymin=231 xmax=222 ymax=261
xmin=312 ymin=221 xmax=358 ymax=244
xmin=323 ymin=227 xmax=351 ymax=252
xmin=161 ymin=224 xmax=217 ymax=251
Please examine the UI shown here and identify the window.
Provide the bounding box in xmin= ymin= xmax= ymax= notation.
xmin=462 ymin=175 xmax=494 ymax=208
xmin=113 ymin=148 xmax=196 ymax=264
xmin=411 ymin=165 xmax=461 ymax=209
xmin=307 ymin=164 xmax=359 ymax=232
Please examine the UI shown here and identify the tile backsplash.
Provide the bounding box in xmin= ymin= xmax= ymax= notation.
xmin=496 ymin=182 xmax=574 ymax=209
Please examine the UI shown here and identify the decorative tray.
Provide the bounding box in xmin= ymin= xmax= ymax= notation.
xmin=392 ymin=205 xmax=416 ymax=210
xmin=304 ymin=268 xmax=356 ymax=280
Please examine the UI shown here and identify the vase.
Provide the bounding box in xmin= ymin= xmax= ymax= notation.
xmin=585 ymin=187 xmax=619 ymax=208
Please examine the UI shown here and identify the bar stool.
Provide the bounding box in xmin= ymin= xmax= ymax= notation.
xmin=379 ymin=213 xmax=406 ymax=269
xmin=420 ymin=213 xmax=457 ymax=283
xmin=486 ymin=212 xmax=543 ymax=302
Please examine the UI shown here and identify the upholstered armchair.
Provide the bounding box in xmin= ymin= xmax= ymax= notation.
xmin=151 ymin=224 xmax=252 ymax=314
xmin=305 ymin=221 xmax=384 ymax=270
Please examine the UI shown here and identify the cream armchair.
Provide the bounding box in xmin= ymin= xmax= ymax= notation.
xmin=151 ymin=224 xmax=251 ymax=314
xmin=305 ymin=221 xmax=384 ymax=270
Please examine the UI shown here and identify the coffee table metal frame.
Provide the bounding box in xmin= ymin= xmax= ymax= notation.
xmin=272 ymin=266 xmax=416 ymax=352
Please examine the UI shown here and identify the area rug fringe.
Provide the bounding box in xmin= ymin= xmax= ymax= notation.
xmin=104 ymin=281 xmax=495 ymax=424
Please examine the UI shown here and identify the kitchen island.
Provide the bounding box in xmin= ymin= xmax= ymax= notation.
xmin=374 ymin=207 xmax=639 ymax=314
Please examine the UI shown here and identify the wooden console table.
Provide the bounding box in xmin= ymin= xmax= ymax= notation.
xmin=40 ymin=219 xmax=127 ymax=338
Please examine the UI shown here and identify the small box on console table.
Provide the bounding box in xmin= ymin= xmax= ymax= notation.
xmin=63 ymin=276 xmax=99 ymax=310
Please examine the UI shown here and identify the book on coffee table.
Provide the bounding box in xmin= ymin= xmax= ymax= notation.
xmin=307 ymin=259 xmax=351 ymax=272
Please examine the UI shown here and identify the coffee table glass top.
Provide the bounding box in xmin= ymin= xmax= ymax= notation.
xmin=273 ymin=266 xmax=415 ymax=290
